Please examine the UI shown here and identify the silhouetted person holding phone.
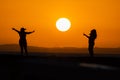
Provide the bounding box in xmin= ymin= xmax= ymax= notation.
xmin=83 ymin=29 xmax=97 ymax=57
xmin=12 ymin=27 xmax=35 ymax=56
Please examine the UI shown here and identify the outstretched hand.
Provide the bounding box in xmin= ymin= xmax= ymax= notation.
xmin=32 ymin=30 xmax=35 ymax=33
xmin=12 ymin=28 xmax=15 ymax=30
xmin=83 ymin=33 xmax=86 ymax=36
xmin=83 ymin=33 xmax=89 ymax=38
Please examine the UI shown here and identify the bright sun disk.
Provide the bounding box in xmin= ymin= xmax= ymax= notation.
xmin=56 ymin=18 xmax=71 ymax=32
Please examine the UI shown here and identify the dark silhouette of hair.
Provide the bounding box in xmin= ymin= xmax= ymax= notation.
xmin=83 ymin=29 xmax=97 ymax=57
xmin=12 ymin=27 xmax=35 ymax=56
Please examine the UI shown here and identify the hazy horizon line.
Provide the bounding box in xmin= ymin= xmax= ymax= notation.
xmin=0 ymin=44 xmax=120 ymax=49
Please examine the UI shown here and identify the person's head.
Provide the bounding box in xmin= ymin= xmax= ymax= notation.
xmin=90 ymin=29 xmax=97 ymax=39
xmin=20 ymin=27 xmax=26 ymax=32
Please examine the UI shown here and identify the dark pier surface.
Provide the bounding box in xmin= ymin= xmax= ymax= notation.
xmin=0 ymin=53 xmax=120 ymax=80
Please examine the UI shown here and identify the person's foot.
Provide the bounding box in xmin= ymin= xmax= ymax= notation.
xmin=25 ymin=53 xmax=28 ymax=56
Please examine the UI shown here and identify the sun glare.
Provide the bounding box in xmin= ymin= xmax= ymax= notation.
xmin=56 ymin=18 xmax=71 ymax=32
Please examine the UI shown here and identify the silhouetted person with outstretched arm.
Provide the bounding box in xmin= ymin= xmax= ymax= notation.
xmin=12 ymin=27 xmax=35 ymax=56
xmin=83 ymin=29 xmax=97 ymax=57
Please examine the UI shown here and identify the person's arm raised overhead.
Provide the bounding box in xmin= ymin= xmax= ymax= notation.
xmin=12 ymin=28 xmax=19 ymax=33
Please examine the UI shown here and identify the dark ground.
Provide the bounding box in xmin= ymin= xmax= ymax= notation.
xmin=0 ymin=53 xmax=120 ymax=80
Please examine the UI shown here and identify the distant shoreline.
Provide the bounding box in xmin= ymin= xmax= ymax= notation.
xmin=0 ymin=44 xmax=120 ymax=54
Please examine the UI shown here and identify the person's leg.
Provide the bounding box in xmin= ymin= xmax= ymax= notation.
xmin=24 ymin=41 xmax=28 ymax=56
xmin=19 ymin=41 xmax=23 ymax=55
xmin=88 ymin=45 xmax=94 ymax=57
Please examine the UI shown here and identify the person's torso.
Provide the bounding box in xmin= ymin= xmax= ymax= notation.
xmin=19 ymin=32 xmax=26 ymax=40
xmin=89 ymin=36 xmax=95 ymax=44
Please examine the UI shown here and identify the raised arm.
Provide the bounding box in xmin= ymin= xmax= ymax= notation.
xmin=83 ymin=33 xmax=89 ymax=38
xmin=12 ymin=28 xmax=19 ymax=33
xmin=26 ymin=30 xmax=35 ymax=34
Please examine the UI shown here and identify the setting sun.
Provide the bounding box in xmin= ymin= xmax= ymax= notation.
xmin=56 ymin=18 xmax=71 ymax=32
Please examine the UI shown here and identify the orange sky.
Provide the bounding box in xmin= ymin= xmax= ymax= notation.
xmin=0 ymin=0 xmax=120 ymax=48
